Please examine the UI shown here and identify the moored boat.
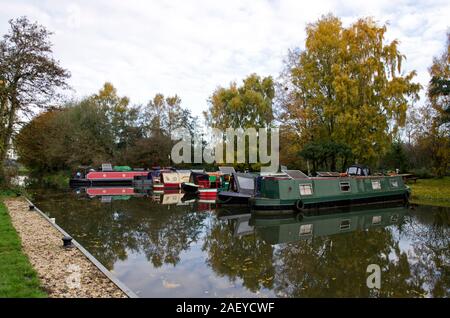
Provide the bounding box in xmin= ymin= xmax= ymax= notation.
xmin=217 ymin=172 xmax=258 ymax=205
xmin=180 ymin=171 xmax=209 ymax=193
xmin=181 ymin=170 xmax=231 ymax=198
xmin=250 ymin=166 xmax=410 ymax=211
xmin=162 ymin=169 xmax=191 ymax=189
xmin=70 ymin=163 xmax=149 ymax=187
xmin=150 ymin=168 xmax=191 ymax=190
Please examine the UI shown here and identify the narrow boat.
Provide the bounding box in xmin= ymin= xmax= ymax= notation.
xmin=148 ymin=168 xmax=168 ymax=192
xmin=217 ymin=172 xmax=258 ymax=205
xmin=249 ymin=166 xmax=410 ymax=211
xmin=150 ymin=168 xmax=191 ymax=190
xmin=181 ymin=170 xmax=231 ymax=198
xmin=70 ymin=163 xmax=149 ymax=186
xmin=162 ymin=169 xmax=191 ymax=189
xmin=197 ymin=172 xmax=229 ymax=198
xmin=180 ymin=171 xmax=209 ymax=193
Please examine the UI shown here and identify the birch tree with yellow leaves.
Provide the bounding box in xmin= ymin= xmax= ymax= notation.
xmin=278 ymin=14 xmax=421 ymax=169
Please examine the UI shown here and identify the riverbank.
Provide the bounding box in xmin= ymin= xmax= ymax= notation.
xmin=409 ymin=177 xmax=450 ymax=207
xmin=0 ymin=198 xmax=47 ymax=297
xmin=2 ymin=197 xmax=127 ymax=298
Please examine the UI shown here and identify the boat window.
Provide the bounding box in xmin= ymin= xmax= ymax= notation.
xmin=391 ymin=214 xmax=399 ymax=222
xmin=371 ymin=180 xmax=381 ymax=190
xmin=372 ymin=215 xmax=382 ymax=225
xmin=299 ymin=184 xmax=313 ymax=195
xmin=299 ymin=224 xmax=313 ymax=236
xmin=237 ymin=176 xmax=254 ymax=190
xmin=340 ymin=219 xmax=351 ymax=230
xmin=340 ymin=182 xmax=351 ymax=192
xmin=390 ymin=179 xmax=399 ymax=188
xmin=347 ymin=166 xmax=358 ymax=175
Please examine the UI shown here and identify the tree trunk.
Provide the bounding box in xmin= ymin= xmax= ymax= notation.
xmin=0 ymin=95 xmax=17 ymax=182
xmin=0 ymin=93 xmax=8 ymax=161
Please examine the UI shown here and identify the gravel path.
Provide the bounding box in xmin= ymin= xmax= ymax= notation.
xmin=4 ymin=198 xmax=127 ymax=298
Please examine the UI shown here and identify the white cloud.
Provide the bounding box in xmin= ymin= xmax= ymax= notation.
xmin=0 ymin=0 xmax=448 ymax=117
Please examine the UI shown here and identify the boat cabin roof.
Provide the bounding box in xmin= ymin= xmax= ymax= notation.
xmin=316 ymin=171 xmax=341 ymax=177
xmin=176 ymin=169 xmax=192 ymax=174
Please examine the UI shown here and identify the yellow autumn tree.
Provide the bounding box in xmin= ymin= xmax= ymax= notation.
xmin=205 ymin=73 xmax=275 ymax=170
xmin=424 ymin=33 xmax=449 ymax=176
xmin=278 ymin=14 xmax=421 ymax=168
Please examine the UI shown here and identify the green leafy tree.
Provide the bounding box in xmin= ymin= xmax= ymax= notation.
xmin=299 ymin=141 xmax=352 ymax=173
xmin=139 ymin=93 xmax=199 ymax=167
xmin=15 ymin=108 xmax=67 ymax=172
xmin=0 ymin=17 xmax=69 ymax=181
xmin=205 ymin=73 xmax=274 ymax=130
xmin=205 ymin=74 xmax=275 ymax=170
xmin=379 ymin=140 xmax=409 ymax=173
xmin=91 ymin=82 xmax=142 ymax=162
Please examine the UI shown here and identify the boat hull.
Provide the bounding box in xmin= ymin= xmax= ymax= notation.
xmin=198 ymin=188 xmax=218 ymax=196
xmin=251 ymin=192 xmax=408 ymax=210
xmin=251 ymin=176 xmax=410 ymax=211
xmin=217 ymin=191 xmax=251 ymax=205
xmin=86 ymin=171 xmax=149 ymax=181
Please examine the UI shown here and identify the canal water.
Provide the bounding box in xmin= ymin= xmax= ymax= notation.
xmin=29 ymin=188 xmax=449 ymax=298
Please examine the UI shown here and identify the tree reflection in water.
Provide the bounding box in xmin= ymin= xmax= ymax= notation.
xmin=32 ymin=188 xmax=449 ymax=298
xmin=401 ymin=206 xmax=449 ymax=297
xmin=31 ymin=189 xmax=208 ymax=269
xmin=202 ymin=218 xmax=275 ymax=292
xmin=203 ymin=205 xmax=448 ymax=297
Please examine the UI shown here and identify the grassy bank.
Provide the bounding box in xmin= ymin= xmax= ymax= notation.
xmin=409 ymin=177 xmax=450 ymax=208
xmin=0 ymin=195 xmax=47 ymax=297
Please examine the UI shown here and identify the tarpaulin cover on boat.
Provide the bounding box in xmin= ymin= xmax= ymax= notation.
xmin=113 ymin=166 xmax=132 ymax=172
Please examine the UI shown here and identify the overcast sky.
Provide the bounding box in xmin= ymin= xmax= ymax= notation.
xmin=1 ymin=0 xmax=448 ymax=118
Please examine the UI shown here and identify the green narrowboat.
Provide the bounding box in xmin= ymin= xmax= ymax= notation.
xmin=250 ymin=166 xmax=410 ymax=211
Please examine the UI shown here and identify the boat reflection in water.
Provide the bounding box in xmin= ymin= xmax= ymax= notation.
xmin=75 ymin=186 xmax=146 ymax=203
xmin=249 ymin=204 xmax=407 ymax=245
xmin=215 ymin=203 xmax=408 ymax=244
xmin=75 ymin=186 xmax=219 ymax=212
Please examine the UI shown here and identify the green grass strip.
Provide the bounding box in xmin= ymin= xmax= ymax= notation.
xmin=409 ymin=177 xmax=450 ymax=208
xmin=0 ymin=198 xmax=47 ymax=298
